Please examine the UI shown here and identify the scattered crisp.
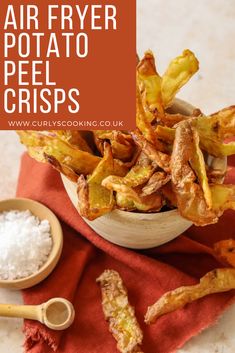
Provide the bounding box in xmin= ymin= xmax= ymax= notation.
xmin=214 ymin=239 xmax=235 ymax=267
xmin=97 ymin=270 xmax=144 ymax=353
xmin=145 ymin=268 xmax=235 ymax=324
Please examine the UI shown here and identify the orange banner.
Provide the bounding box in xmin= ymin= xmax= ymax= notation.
xmin=0 ymin=1 xmax=136 ymax=130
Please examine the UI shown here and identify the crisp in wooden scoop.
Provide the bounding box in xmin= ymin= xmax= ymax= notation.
xmin=0 ymin=297 xmax=75 ymax=330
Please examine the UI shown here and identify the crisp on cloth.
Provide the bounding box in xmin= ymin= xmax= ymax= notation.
xmin=17 ymin=153 xmax=235 ymax=353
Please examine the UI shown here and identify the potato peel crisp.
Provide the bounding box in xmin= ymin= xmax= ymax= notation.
xmin=190 ymin=128 xmax=212 ymax=209
xmin=77 ymin=143 xmax=127 ymax=220
xmin=161 ymin=49 xmax=199 ymax=108
xmin=18 ymin=49 xmax=235 ymax=225
xmin=142 ymin=172 xmax=171 ymax=196
xmin=123 ymin=164 xmax=155 ymax=188
xmin=193 ymin=106 xmax=235 ymax=157
xmin=145 ymin=268 xmax=235 ymax=324
xmin=136 ymin=86 xmax=164 ymax=151
xmin=102 ymin=175 xmax=162 ymax=212
xmin=17 ymin=130 xmax=100 ymax=178
xmin=137 ymin=50 xmax=163 ymax=115
xmin=52 ymin=130 xmax=93 ymax=153
xmin=94 ymin=131 xmax=135 ymax=162
xmin=156 ymin=106 xmax=235 ymax=158
xmin=157 ymin=112 xmax=188 ymax=128
xmin=132 ymin=130 xmax=171 ymax=172
xmin=97 ymin=270 xmax=144 ymax=353
xmin=214 ymin=239 xmax=235 ymax=267
xmin=171 ymin=119 xmax=235 ymax=225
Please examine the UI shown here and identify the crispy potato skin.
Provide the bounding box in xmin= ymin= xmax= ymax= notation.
xmin=214 ymin=239 xmax=235 ymax=267
xmin=145 ymin=268 xmax=235 ymax=324
xmin=103 ymin=175 xmax=163 ymax=212
xmin=142 ymin=172 xmax=171 ymax=196
xmin=161 ymin=49 xmax=199 ymax=108
xmin=193 ymin=107 xmax=235 ymax=157
xmin=77 ymin=143 xmax=127 ymax=220
xmin=17 ymin=131 xmax=100 ymax=178
xmin=137 ymin=50 xmax=163 ymax=115
xmin=52 ymin=130 xmax=93 ymax=153
xmin=171 ymin=120 xmax=235 ymax=225
xmin=97 ymin=270 xmax=144 ymax=353
xmin=132 ymin=130 xmax=171 ymax=173
xmin=17 ymin=50 xmax=235 ymax=224
xmin=171 ymin=120 xmax=216 ymax=225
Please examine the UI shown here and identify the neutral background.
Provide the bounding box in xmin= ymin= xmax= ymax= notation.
xmin=1 ymin=0 xmax=235 ymax=352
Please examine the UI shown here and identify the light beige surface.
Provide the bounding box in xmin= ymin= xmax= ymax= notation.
xmin=1 ymin=0 xmax=235 ymax=351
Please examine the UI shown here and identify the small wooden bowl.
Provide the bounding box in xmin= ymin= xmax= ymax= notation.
xmin=0 ymin=198 xmax=63 ymax=289
xmin=62 ymin=99 xmax=227 ymax=249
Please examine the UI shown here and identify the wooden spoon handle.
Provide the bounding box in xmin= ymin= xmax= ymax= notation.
xmin=0 ymin=303 xmax=43 ymax=322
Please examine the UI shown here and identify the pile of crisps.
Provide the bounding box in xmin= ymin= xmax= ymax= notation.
xmin=18 ymin=49 xmax=235 ymax=225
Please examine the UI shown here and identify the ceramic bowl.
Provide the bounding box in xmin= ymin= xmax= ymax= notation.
xmin=0 ymin=198 xmax=63 ymax=289
xmin=62 ymin=99 xmax=227 ymax=249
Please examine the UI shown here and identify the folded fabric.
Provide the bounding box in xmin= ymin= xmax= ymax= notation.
xmin=17 ymin=153 xmax=235 ymax=353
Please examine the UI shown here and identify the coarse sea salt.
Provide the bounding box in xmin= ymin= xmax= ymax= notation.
xmin=0 ymin=210 xmax=52 ymax=280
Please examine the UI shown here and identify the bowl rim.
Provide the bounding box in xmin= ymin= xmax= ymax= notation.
xmin=108 ymin=207 xmax=179 ymax=218
xmin=0 ymin=197 xmax=63 ymax=287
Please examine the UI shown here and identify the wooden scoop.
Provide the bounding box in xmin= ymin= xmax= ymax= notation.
xmin=0 ymin=297 xmax=75 ymax=330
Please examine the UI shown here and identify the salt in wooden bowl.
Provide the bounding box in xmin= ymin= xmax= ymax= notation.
xmin=0 ymin=198 xmax=63 ymax=289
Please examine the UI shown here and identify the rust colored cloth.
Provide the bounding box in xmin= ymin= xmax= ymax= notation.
xmin=17 ymin=153 xmax=235 ymax=353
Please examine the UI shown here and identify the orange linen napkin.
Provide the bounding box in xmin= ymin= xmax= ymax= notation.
xmin=17 ymin=153 xmax=235 ymax=353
